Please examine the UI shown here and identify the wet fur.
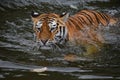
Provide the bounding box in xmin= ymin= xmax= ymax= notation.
xmin=66 ymin=10 xmax=117 ymax=45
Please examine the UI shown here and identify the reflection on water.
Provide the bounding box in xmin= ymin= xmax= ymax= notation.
xmin=0 ymin=0 xmax=120 ymax=80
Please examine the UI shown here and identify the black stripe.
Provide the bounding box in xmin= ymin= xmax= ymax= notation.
xmin=97 ymin=12 xmax=109 ymax=24
xmin=75 ymin=17 xmax=84 ymax=28
xmin=88 ymin=11 xmax=100 ymax=24
xmin=60 ymin=26 xmax=62 ymax=36
xmin=63 ymin=27 xmax=65 ymax=38
xmin=78 ymin=16 xmax=87 ymax=25
xmin=80 ymin=12 xmax=94 ymax=24
xmin=68 ymin=19 xmax=75 ymax=27
xmin=80 ymin=13 xmax=93 ymax=25
xmin=68 ymin=18 xmax=82 ymax=30
xmin=69 ymin=18 xmax=81 ymax=30
xmin=67 ymin=20 xmax=72 ymax=27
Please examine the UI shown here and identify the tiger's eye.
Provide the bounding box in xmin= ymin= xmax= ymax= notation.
xmin=37 ymin=28 xmax=40 ymax=30
xmin=35 ymin=21 xmax=42 ymax=31
xmin=48 ymin=20 xmax=58 ymax=32
xmin=56 ymin=36 xmax=61 ymax=38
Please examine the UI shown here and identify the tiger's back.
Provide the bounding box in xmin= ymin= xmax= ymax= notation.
xmin=65 ymin=10 xmax=117 ymax=45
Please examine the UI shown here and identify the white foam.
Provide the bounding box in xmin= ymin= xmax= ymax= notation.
xmin=30 ymin=67 xmax=47 ymax=72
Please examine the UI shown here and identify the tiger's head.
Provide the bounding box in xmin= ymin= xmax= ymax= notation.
xmin=31 ymin=11 xmax=69 ymax=49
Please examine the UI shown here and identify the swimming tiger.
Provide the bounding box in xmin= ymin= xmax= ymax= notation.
xmin=31 ymin=10 xmax=117 ymax=54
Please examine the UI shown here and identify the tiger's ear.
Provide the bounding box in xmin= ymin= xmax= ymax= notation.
xmin=31 ymin=11 xmax=40 ymax=18
xmin=60 ymin=12 xmax=69 ymax=22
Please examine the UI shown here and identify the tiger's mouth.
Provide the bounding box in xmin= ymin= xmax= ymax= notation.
xmin=40 ymin=46 xmax=52 ymax=50
xmin=38 ymin=44 xmax=57 ymax=50
xmin=38 ymin=43 xmax=62 ymax=50
xmin=36 ymin=38 xmax=66 ymax=50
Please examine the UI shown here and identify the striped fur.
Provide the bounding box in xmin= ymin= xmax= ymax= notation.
xmin=31 ymin=10 xmax=117 ymax=50
xmin=65 ymin=10 xmax=117 ymax=45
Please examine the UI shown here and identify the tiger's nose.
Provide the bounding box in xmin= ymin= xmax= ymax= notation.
xmin=41 ymin=39 xmax=48 ymax=45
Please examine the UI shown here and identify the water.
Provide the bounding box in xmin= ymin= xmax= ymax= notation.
xmin=0 ymin=0 xmax=120 ymax=80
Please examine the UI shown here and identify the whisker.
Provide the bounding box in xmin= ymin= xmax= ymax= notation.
xmin=53 ymin=43 xmax=61 ymax=50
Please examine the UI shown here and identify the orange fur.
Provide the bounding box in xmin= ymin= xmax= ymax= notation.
xmin=65 ymin=10 xmax=117 ymax=45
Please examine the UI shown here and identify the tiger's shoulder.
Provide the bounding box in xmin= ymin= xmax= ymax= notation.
xmin=64 ymin=9 xmax=118 ymax=54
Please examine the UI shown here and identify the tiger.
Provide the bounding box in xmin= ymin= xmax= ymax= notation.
xmin=31 ymin=10 xmax=117 ymax=54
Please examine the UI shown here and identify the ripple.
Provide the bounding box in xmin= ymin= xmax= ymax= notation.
xmin=79 ymin=75 xmax=113 ymax=79
xmin=0 ymin=0 xmax=120 ymax=80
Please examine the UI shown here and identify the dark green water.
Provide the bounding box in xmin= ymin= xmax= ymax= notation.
xmin=0 ymin=0 xmax=120 ymax=80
